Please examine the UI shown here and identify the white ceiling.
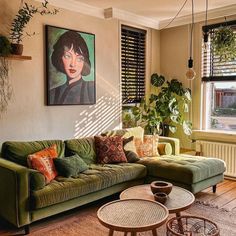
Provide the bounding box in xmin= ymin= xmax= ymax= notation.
xmin=75 ymin=0 xmax=236 ymax=22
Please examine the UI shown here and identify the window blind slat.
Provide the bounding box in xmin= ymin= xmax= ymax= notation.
xmin=121 ymin=25 xmax=146 ymax=104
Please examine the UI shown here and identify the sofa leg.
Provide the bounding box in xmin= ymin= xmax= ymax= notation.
xmin=24 ymin=225 xmax=30 ymax=235
xmin=212 ymin=185 xmax=217 ymax=193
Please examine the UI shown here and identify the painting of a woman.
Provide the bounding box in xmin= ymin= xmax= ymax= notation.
xmin=46 ymin=25 xmax=95 ymax=105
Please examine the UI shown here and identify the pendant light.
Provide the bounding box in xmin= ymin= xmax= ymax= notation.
xmin=203 ymin=0 xmax=209 ymax=50
xmin=186 ymin=0 xmax=196 ymax=80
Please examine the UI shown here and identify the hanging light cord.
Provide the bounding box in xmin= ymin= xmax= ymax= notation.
xmin=205 ymin=0 xmax=208 ymax=27
xmin=161 ymin=0 xmax=189 ymax=30
xmin=189 ymin=0 xmax=194 ymax=59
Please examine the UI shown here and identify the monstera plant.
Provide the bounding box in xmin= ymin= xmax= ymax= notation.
xmin=150 ymin=73 xmax=192 ymax=136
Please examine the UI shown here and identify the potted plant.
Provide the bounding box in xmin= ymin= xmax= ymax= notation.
xmin=10 ymin=0 xmax=58 ymax=55
xmin=131 ymin=98 xmax=162 ymax=135
xmin=0 ymin=35 xmax=13 ymax=115
xmin=211 ymin=26 xmax=236 ymax=61
xmin=150 ymin=74 xmax=192 ymax=136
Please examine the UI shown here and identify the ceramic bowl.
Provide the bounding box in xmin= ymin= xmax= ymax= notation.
xmin=154 ymin=192 xmax=168 ymax=204
xmin=150 ymin=181 xmax=173 ymax=195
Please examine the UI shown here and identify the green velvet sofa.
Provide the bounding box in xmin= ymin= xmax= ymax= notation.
xmin=0 ymin=130 xmax=225 ymax=234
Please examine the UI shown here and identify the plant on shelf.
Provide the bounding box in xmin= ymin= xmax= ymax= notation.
xmin=0 ymin=35 xmax=13 ymax=115
xmin=150 ymin=73 xmax=192 ymax=136
xmin=10 ymin=0 xmax=58 ymax=55
xmin=211 ymin=26 xmax=236 ymax=61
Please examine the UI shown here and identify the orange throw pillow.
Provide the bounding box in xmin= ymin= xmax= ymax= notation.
xmin=28 ymin=144 xmax=58 ymax=183
xmin=29 ymin=156 xmax=58 ymax=183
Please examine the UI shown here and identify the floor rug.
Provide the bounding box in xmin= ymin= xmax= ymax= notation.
xmin=29 ymin=200 xmax=236 ymax=236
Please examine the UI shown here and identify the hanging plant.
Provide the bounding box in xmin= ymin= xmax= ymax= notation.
xmin=211 ymin=26 xmax=236 ymax=61
xmin=0 ymin=35 xmax=13 ymax=115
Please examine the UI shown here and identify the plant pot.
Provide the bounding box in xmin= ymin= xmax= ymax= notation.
xmin=150 ymin=181 xmax=173 ymax=195
xmin=160 ymin=123 xmax=169 ymax=136
xmin=11 ymin=43 xmax=23 ymax=55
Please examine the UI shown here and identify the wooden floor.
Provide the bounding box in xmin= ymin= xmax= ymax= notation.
xmin=195 ymin=178 xmax=236 ymax=211
xmin=0 ymin=179 xmax=236 ymax=235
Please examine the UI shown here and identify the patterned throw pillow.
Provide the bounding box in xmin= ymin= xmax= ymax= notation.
xmin=27 ymin=144 xmax=58 ymax=183
xmin=141 ymin=135 xmax=159 ymax=157
xmin=123 ymin=136 xmax=140 ymax=162
xmin=94 ymin=136 xmax=127 ymax=164
xmin=28 ymin=156 xmax=58 ymax=183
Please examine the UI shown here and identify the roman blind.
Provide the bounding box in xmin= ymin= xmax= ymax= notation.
xmin=121 ymin=25 xmax=146 ymax=104
xmin=202 ymin=20 xmax=236 ymax=82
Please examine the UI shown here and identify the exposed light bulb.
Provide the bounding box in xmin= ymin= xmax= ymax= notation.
xmin=186 ymin=57 xmax=196 ymax=80
xmin=186 ymin=68 xmax=196 ymax=80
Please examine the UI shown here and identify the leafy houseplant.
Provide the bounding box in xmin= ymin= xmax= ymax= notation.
xmin=10 ymin=0 xmax=58 ymax=54
xmin=125 ymin=74 xmax=192 ymax=136
xmin=150 ymin=74 xmax=192 ymax=136
xmin=211 ymin=26 xmax=236 ymax=61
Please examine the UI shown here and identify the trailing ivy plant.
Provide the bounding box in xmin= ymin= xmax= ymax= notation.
xmin=10 ymin=0 xmax=59 ymax=44
xmin=211 ymin=26 xmax=236 ymax=61
xmin=0 ymin=35 xmax=13 ymax=115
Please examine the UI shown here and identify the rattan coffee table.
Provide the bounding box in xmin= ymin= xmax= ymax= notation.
xmin=97 ymin=199 xmax=169 ymax=236
xmin=120 ymin=184 xmax=195 ymax=217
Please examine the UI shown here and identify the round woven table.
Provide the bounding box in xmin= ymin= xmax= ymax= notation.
xmin=120 ymin=184 xmax=195 ymax=217
xmin=97 ymin=199 xmax=169 ymax=236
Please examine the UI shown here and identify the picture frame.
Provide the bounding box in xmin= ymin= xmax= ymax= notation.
xmin=45 ymin=25 xmax=96 ymax=105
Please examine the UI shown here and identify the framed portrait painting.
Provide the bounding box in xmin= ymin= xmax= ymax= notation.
xmin=46 ymin=25 xmax=96 ymax=105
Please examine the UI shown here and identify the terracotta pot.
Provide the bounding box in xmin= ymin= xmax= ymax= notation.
xmin=154 ymin=192 xmax=168 ymax=204
xmin=150 ymin=181 xmax=173 ymax=195
xmin=11 ymin=43 xmax=23 ymax=55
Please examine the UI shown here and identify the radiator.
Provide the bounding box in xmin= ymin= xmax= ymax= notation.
xmin=196 ymin=140 xmax=236 ymax=178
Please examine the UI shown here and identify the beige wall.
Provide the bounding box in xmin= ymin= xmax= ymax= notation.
xmin=160 ymin=15 xmax=236 ymax=148
xmin=0 ymin=0 xmax=160 ymax=146
xmin=0 ymin=0 xmax=122 ymax=145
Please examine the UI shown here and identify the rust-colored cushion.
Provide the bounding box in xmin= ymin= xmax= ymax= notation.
xmin=28 ymin=144 xmax=58 ymax=183
xmin=140 ymin=135 xmax=159 ymax=157
xmin=94 ymin=136 xmax=127 ymax=164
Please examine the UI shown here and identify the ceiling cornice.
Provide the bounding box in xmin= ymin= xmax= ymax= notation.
xmin=41 ymin=1 xmax=236 ymax=30
xmin=159 ymin=4 xmax=236 ymax=29
xmin=104 ymin=7 xmax=159 ymax=29
xmin=36 ymin=0 xmax=104 ymax=19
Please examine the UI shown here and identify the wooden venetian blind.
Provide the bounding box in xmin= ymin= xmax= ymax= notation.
xmin=121 ymin=25 xmax=146 ymax=104
xmin=202 ymin=21 xmax=236 ymax=82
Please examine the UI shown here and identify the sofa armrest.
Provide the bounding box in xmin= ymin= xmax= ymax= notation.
xmin=158 ymin=137 xmax=180 ymax=155
xmin=0 ymin=158 xmax=30 ymax=227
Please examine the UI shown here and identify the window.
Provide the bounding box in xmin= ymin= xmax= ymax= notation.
xmin=121 ymin=25 xmax=146 ymax=104
xmin=202 ymin=21 xmax=236 ymax=131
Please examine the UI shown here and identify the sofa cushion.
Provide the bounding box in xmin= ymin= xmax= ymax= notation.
xmin=138 ymin=155 xmax=226 ymax=184
xmin=141 ymin=135 xmax=159 ymax=157
xmin=29 ymin=169 xmax=46 ymax=191
xmin=95 ymin=136 xmax=127 ymax=164
xmin=65 ymin=137 xmax=96 ymax=165
xmin=31 ymin=163 xmax=146 ymax=209
xmin=54 ymin=154 xmax=89 ymax=178
xmin=2 ymin=140 xmax=64 ymax=167
xmin=124 ymin=151 xmax=140 ymax=163
xmin=158 ymin=142 xmax=172 ymax=155
xmin=102 ymin=126 xmax=144 ymax=157
xmin=29 ymin=156 xmax=58 ymax=184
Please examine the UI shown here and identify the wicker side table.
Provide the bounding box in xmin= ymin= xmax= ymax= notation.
xmin=97 ymin=199 xmax=169 ymax=236
xmin=166 ymin=215 xmax=220 ymax=236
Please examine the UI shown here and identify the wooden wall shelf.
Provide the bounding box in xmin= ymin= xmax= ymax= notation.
xmin=1 ymin=55 xmax=32 ymax=60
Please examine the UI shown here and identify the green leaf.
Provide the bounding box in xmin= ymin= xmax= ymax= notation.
xmin=169 ymin=125 xmax=177 ymax=133
xmin=183 ymin=121 xmax=192 ymax=135
xmin=183 ymin=103 xmax=189 ymax=112
xmin=170 ymin=115 xmax=179 ymax=123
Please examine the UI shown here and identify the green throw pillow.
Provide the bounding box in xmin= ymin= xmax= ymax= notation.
xmin=54 ymin=154 xmax=89 ymax=178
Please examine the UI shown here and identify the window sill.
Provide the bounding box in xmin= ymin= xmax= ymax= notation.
xmin=192 ymin=130 xmax=236 ymax=144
